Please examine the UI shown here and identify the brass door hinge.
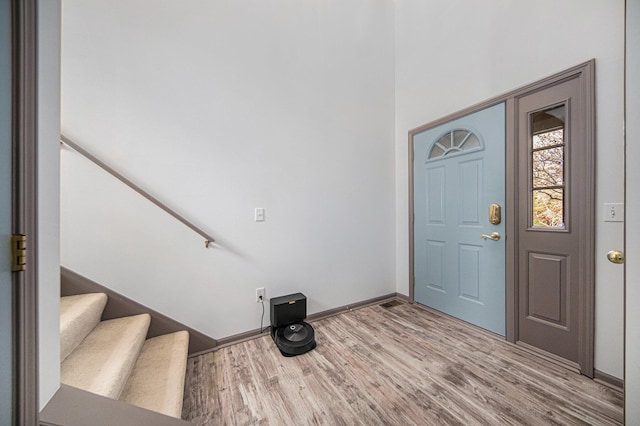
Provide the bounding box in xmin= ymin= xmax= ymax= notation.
xmin=11 ymin=234 xmax=27 ymax=272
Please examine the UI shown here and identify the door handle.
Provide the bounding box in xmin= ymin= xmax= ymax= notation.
xmin=607 ymin=250 xmax=624 ymax=264
xmin=480 ymin=232 xmax=501 ymax=241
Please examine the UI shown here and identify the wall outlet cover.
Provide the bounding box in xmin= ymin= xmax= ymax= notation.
xmin=604 ymin=203 xmax=624 ymax=222
xmin=256 ymin=287 xmax=266 ymax=302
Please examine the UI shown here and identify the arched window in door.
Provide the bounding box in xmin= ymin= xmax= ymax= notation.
xmin=427 ymin=129 xmax=483 ymax=160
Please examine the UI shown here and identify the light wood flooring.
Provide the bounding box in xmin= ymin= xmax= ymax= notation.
xmin=182 ymin=301 xmax=623 ymax=425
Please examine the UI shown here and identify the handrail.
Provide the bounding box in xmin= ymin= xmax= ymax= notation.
xmin=60 ymin=134 xmax=215 ymax=248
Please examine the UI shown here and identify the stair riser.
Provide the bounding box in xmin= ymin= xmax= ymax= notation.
xmin=120 ymin=331 xmax=190 ymax=418
xmin=60 ymin=293 xmax=108 ymax=362
xmin=61 ymin=314 xmax=151 ymax=399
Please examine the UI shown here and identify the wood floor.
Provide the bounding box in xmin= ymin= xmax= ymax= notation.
xmin=182 ymin=301 xmax=623 ymax=425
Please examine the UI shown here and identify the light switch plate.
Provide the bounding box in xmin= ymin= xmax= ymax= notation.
xmin=255 ymin=208 xmax=265 ymax=222
xmin=604 ymin=203 xmax=624 ymax=222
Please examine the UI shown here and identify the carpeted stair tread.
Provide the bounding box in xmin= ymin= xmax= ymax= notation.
xmin=60 ymin=293 xmax=108 ymax=362
xmin=61 ymin=313 xmax=151 ymax=399
xmin=120 ymin=331 xmax=189 ymax=418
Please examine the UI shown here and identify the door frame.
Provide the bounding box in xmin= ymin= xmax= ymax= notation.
xmin=409 ymin=60 xmax=595 ymax=375
xmin=11 ymin=0 xmax=39 ymax=423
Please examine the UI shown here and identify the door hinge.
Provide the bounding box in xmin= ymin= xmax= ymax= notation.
xmin=11 ymin=234 xmax=27 ymax=272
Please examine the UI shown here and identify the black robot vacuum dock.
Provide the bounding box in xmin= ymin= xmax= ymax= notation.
xmin=270 ymin=293 xmax=316 ymax=357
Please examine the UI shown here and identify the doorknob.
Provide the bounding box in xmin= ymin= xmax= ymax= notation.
xmin=607 ymin=250 xmax=624 ymax=264
xmin=480 ymin=232 xmax=501 ymax=241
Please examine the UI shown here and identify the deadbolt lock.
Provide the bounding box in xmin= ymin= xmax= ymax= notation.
xmin=489 ymin=203 xmax=501 ymax=225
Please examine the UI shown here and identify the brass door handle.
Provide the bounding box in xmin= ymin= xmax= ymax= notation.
xmin=480 ymin=232 xmax=501 ymax=241
xmin=607 ymin=250 xmax=624 ymax=264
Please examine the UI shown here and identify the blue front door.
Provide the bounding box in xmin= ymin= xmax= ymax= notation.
xmin=413 ymin=103 xmax=506 ymax=335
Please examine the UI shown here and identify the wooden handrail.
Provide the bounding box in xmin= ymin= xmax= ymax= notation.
xmin=60 ymin=135 xmax=215 ymax=247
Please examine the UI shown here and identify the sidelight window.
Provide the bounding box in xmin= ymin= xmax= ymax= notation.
xmin=530 ymin=104 xmax=566 ymax=228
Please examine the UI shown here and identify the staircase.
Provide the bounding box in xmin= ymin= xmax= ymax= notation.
xmin=59 ymin=292 xmax=190 ymax=419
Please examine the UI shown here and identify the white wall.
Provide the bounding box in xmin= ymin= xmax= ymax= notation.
xmin=625 ymin=0 xmax=640 ymax=422
xmin=395 ymin=0 xmax=625 ymax=378
xmin=62 ymin=0 xmax=627 ymax=381
xmin=61 ymin=0 xmax=396 ymax=339
xmin=38 ymin=0 xmax=61 ymax=409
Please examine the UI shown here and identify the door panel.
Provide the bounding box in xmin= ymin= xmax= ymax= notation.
xmin=413 ymin=103 xmax=506 ymax=336
xmin=517 ymin=77 xmax=586 ymax=365
xmin=459 ymin=244 xmax=480 ymax=300
xmin=527 ymin=253 xmax=567 ymax=326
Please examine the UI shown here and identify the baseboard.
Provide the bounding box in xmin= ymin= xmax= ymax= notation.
xmin=306 ymin=293 xmax=399 ymax=322
xmin=394 ymin=292 xmax=411 ymax=303
xmin=190 ymin=292 xmax=404 ymax=357
xmin=594 ymin=369 xmax=624 ymax=391
xmin=40 ymin=385 xmax=191 ymax=426
xmin=61 ymin=266 xmax=217 ymax=355
xmin=207 ymin=327 xmax=272 ymax=354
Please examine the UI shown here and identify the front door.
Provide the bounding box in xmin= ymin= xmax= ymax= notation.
xmin=413 ymin=103 xmax=506 ymax=335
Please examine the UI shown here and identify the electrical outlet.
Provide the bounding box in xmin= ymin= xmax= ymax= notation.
xmin=256 ymin=287 xmax=265 ymax=303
